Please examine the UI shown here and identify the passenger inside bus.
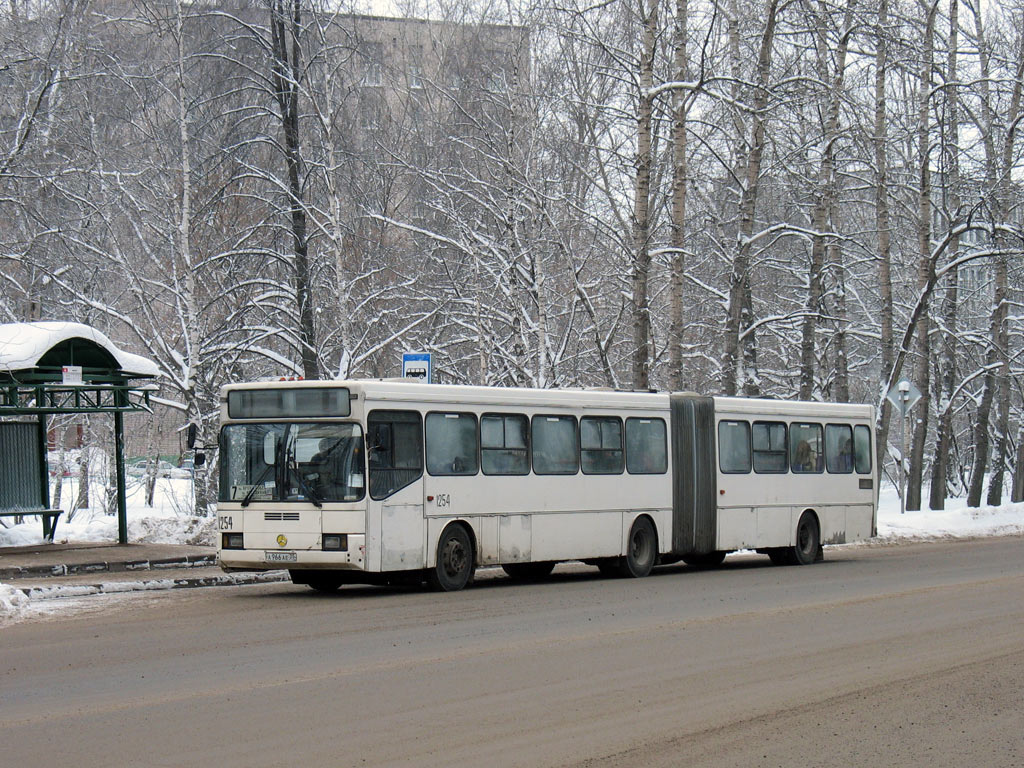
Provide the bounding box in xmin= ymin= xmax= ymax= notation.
xmin=794 ymin=440 xmax=821 ymax=472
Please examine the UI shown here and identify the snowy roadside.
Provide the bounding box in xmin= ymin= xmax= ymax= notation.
xmin=2 ymin=478 xmax=1022 ymax=623
xmin=874 ymin=486 xmax=1024 ymax=541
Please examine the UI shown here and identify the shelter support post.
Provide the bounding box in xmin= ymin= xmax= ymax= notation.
xmin=36 ymin=413 xmax=49 ymax=511
xmin=114 ymin=410 xmax=127 ymax=544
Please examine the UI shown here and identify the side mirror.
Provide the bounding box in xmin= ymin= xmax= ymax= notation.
xmin=186 ymin=423 xmax=198 ymax=449
xmin=193 ymin=452 xmax=206 ymax=468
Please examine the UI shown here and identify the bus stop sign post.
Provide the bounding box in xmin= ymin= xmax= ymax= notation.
xmin=402 ymin=352 xmax=432 ymax=383
xmin=886 ymin=379 xmax=922 ymax=515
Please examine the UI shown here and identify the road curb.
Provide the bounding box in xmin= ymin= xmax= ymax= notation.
xmin=18 ymin=569 xmax=289 ymax=600
xmin=0 ymin=554 xmax=217 ymax=581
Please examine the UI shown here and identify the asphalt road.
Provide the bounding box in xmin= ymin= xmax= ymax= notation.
xmin=2 ymin=537 xmax=1022 ymax=768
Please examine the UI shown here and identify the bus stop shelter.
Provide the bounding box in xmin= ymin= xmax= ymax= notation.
xmin=0 ymin=322 xmax=158 ymax=544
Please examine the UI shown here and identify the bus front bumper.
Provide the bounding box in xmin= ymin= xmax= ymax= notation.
xmin=218 ymin=533 xmax=366 ymax=572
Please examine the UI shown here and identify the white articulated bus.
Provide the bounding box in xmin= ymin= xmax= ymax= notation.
xmin=215 ymin=380 xmax=877 ymax=591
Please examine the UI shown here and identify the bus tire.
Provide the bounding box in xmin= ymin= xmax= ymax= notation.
xmin=682 ymin=551 xmax=726 ymax=568
xmin=791 ymin=511 xmax=820 ymax=566
xmin=427 ymin=523 xmax=475 ymax=591
xmin=618 ymin=516 xmax=657 ymax=578
xmin=502 ymin=561 xmax=556 ymax=581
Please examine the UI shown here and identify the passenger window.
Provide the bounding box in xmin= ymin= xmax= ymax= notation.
xmin=790 ymin=423 xmax=824 ymax=474
xmin=718 ymin=420 xmax=751 ymax=474
xmin=825 ymin=424 xmax=854 ymax=474
xmin=625 ymin=418 xmax=667 ymax=474
xmin=426 ymin=412 xmax=478 ymax=476
xmin=854 ymin=424 xmax=872 ymax=474
xmin=367 ymin=410 xmax=423 ymax=499
xmin=581 ymin=417 xmax=624 ymax=475
xmin=481 ymin=413 xmax=529 ymax=475
xmin=752 ymin=421 xmax=787 ymax=473
xmin=532 ymin=415 xmax=578 ymax=475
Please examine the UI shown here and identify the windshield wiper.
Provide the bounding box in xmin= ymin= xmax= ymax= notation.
xmin=240 ymin=463 xmax=275 ymax=507
xmin=289 ymin=455 xmax=323 ymax=508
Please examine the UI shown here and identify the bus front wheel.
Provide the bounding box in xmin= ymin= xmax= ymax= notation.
xmin=427 ymin=524 xmax=475 ymax=591
xmin=618 ymin=517 xmax=657 ymax=578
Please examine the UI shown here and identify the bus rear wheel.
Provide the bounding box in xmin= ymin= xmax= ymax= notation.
xmin=502 ymin=561 xmax=556 ymax=581
xmin=618 ymin=517 xmax=657 ymax=578
xmin=427 ymin=523 xmax=475 ymax=591
xmin=781 ymin=511 xmax=821 ymax=566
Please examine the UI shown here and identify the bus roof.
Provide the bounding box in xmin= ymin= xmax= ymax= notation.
xmin=220 ymin=380 xmax=874 ymax=419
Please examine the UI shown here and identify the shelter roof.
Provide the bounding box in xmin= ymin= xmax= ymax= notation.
xmin=0 ymin=322 xmax=159 ymax=378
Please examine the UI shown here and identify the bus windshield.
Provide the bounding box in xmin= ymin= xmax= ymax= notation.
xmin=220 ymin=422 xmax=365 ymax=503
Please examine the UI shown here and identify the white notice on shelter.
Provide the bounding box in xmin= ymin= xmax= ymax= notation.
xmin=62 ymin=365 xmax=83 ymax=385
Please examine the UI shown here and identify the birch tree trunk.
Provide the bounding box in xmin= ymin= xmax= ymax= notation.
xmin=873 ymin=0 xmax=895 ymax=473
xmin=799 ymin=0 xmax=854 ymax=401
xmin=269 ymin=0 xmax=320 ymax=380
xmin=983 ymin=32 xmax=1024 ymax=506
xmin=929 ymin=0 xmax=961 ymax=510
xmin=967 ymin=8 xmax=1023 ymax=507
xmin=668 ymin=0 xmax=690 ymax=391
xmin=631 ymin=0 xmax=658 ymax=390
xmin=906 ymin=0 xmax=938 ymax=512
xmin=722 ymin=0 xmax=780 ymax=396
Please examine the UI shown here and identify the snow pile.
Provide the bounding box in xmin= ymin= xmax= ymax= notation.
xmin=0 ymin=581 xmax=31 ymax=620
xmin=876 ymin=486 xmax=1024 ymax=540
xmin=0 ymin=477 xmax=216 ymax=549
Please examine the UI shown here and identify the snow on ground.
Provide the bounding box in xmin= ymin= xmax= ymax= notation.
xmin=1 ymin=477 xmax=1022 ymax=622
xmin=876 ymin=485 xmax=1024 ymax=540
xmin=0 ymin=475 xmax=216 ymax=549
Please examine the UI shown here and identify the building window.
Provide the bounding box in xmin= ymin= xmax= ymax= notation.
xmin=361 ymin=42 xmax=383 ymax=87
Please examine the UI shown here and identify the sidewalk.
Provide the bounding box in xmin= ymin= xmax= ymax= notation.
xmin=0 ymin=542 xmax=288 ymax=599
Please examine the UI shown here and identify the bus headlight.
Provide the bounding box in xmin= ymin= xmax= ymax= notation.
xmin=323 ymin=534 xmax=348 ymax=551
xmin=222 ymin=533 xmax=244 ymax=549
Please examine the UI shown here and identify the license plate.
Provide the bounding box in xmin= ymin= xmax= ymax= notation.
xmin=265 ymin=551 xmax=297 ymax=563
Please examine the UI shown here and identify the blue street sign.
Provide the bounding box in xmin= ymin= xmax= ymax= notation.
xmin=402 ymin=352 xmax=432 ymax=383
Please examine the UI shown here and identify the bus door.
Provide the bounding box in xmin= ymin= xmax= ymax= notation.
xmin=365 ymin=410 xmax=426 ymax=571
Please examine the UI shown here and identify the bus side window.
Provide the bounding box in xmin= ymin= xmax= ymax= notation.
xmin=718 ymin=420 xmax=751 ymax=474
xmin=790 ymin=423 xmax=823 ymax=473
xmin=752 ymin=421 xmax=787 ymax=473
xmin=625 ymin=418 xmax=667 ymax=474
xmin=426 ymin=412 xmax=478 ymax=476
xmin=580 ymin=416 xmax=624 ymax=474
xmin=854 ymin=424 xmax=872 ymax=474
xmin=481 ymin=414 xmax=529 ymax=475
xmin=532 ymin=415 xmax=578 ymax=475
xmin=825 ymin=424 xmax=854 ymax=473
xmin=367 ymin=410 xmax=423 ymax=499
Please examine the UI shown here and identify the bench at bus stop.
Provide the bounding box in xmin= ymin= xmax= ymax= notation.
xmin=0 ymin=509 xmax=63 ymax=542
